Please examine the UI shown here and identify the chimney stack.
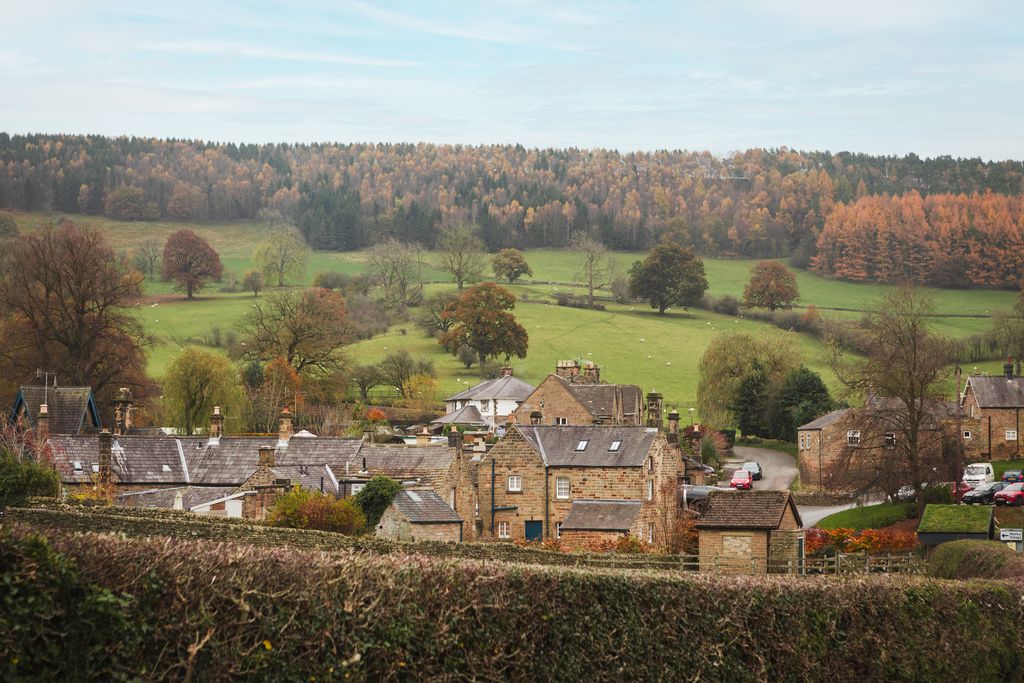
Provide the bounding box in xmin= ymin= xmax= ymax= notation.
xmin=667 ymin=409 xmax=680 ymax=444
xmin=278 ymin=406 xmax=294 ymax=445
xmin=582 ymin=361 xmax=600 ymax=383
xmin=447 ymin=428 xmax=464 ymax=451
xmin=556 ymin=360 xmax=580 ymax=380
xmin=646 ymin=392 xmax=663 ymax=428
xmin=258 ymin=446 xmax=275 ymax=468
xmin=37 ymin=403 xmax=50 ymax=440
xmin=113 ymin=387 xmax=133 ymax=436
xmin=416 ymin=426 xmax=431 ymax=446
xmin=97 ymin=429 xmax=113 ymax=484
xmin=209 ymin=406 xmax=224 ymax=440
xmin=1006 ymin=358 xmax=1015 ymax=380
xmin=500 ymin=366 xmax=514 ymax=378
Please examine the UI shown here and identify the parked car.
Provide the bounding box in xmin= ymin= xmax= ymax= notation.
xmin=1003 ymin=470 xmax=1024 ymax=484
xmin=741 ymin=461 xmax=763 ymax=481
xmin=952 ymin=481 xmax=973 ymax=499
xmin=962 ymin=462 xmax=995 ymax=487
xmin=963 ymin=481 xmax=1007 ymax=505
xmin=995 ymin=483 xmax=1024 ymax=506
xmin=730 ymin=469 xmax=753 ymax=490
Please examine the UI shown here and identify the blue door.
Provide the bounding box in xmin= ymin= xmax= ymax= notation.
xmin=525 ymin=520 xmax=543 ymax=542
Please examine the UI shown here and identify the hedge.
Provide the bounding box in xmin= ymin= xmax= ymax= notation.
xmin=5 ymin=502 xmax=682 ymax=571
xmin=3 ymin=526 xmax=1024 ymax=681
xmin=928 ymin=540 xmax=1021 ymax=580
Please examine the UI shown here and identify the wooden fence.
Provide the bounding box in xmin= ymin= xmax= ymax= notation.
xmin=567 ymin=552 xmax=925 ymax=576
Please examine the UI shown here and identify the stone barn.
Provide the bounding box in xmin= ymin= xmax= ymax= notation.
xmin=558 ymin=499 xmax=643 ymax=549
xmin=696 ymin=491 xmax=804 ymax=574
xmin=377 ymin=489 xmax=463 ymax=542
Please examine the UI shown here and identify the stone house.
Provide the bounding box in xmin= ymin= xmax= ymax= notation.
xmin=510 ymin=361 xmax=644 ymax=426
xmin=376 ymin=489 xmax=463 ymax=542
xmin=959 ymin=364 xmax=1024 ymax=461
xmin=441 ymin=368 xmax=534 ymax=429
xmin=472 ymin=424 xmax=679 ymax=546
xmin=696 ymin=491 xmax=803 ymax=574
xmin=10 ymin=385 xmax=102 ymax=435
xmin=796 ymin=409 xmax=854 ymax=490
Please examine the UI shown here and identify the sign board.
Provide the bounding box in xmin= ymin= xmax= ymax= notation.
xmin=999 ymin=528 xmax=1023 ymax=542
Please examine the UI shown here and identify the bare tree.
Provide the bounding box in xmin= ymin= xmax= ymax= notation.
xmin=253 ymin=219 xmax=310 ymax=287
xmin=367 ymin=238 xmax=423 ymax=306
xmin=829 ymin=287 xmax=954 ymax=516
xmin=132 ymin=238 xmax=162 ymax=278
xmin=575 ymin=234 xmax=615 ymax=309
xmin=436 ymin=224 xmax=487 ymax=290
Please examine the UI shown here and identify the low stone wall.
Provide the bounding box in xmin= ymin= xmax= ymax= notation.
xmin=791 ymin=490 xmax=855 ymax=506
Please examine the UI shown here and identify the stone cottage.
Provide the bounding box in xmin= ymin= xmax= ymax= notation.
xmin=511 ymin=360 xmax=644 ymax=426
xmin=960 ymin=363 xmax=1024 ymax=461
xmin=696 ymin=491 xmax=803 ymax=574
xmin=376 ymin=489 xmax=463 ymax=542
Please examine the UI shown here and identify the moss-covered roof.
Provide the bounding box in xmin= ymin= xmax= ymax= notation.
xmin=917 ymin=504 xmax=993 ymax=534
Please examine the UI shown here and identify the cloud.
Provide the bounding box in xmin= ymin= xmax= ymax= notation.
xmin=336 ymin=0 xmax=537 ymax=45
xmin=746 ymin=0 xmax=970 ymax=31
xmin=136 ymin=40 xmax=414 ymax=67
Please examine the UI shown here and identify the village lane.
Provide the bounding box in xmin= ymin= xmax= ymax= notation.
xmin=730 ymin=445 xmax=798 ymax=491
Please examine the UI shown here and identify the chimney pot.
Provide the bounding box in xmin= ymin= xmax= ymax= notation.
xmin=500 ymin=366 xmax=513 ymax=377
xmin=447 ymin=428 xmax=464 ymax=451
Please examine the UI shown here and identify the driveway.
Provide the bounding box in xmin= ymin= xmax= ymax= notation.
xmin=728 ymin=445 xmax=799 ymax=491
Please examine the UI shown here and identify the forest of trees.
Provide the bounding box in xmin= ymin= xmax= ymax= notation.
xmin=2 ymin=133 xmax=1023 ymax=263
xmin=813 ymin=191 xmax=1024 ymax=288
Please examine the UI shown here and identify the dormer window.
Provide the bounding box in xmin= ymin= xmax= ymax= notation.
xmin=609 ymin=440 xmax=621 ymax=452
xmin=575 ymin=440 xmax=589 ymax=451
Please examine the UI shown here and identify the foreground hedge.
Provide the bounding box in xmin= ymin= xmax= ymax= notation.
xmin=3 ymin=526 xmax=1024 ymax=682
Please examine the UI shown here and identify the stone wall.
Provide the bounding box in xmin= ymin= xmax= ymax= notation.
xmin=961 ymin=387 xmax=1024 ymax=462
xmin=559 ymin=529 xmax=627 ymax=550
xmin=699 ymin=529 xmax=770 ymax=573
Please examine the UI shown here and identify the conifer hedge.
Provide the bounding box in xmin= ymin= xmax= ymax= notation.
xmin=2 ymin=526 xmax=1023 ymax=682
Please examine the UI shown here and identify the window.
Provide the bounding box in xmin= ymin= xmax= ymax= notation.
xmin=884 ymin=432 xmax=897 ymax=448
xmin=555 ymin=476 xmax=570 ymax=499
xmin=161 ymin=464 xmax=172 ymax=473
xmin=91 ymin=463 xmax=99 ymax=473
xmin=1008 ymin=430 xmax=1018 ymax=441
xmin=350 ymin=483 xmax=365 ymax=495
xmin=963 ymin=430 xmax=972 ymax=440
xmin=847 ymin=430 xmax=861 ymax=446
xmin=647 ymin=456 xmax=654 ymax=472
xmin=646 ymin=479 xmax=654 ymax=501
xmin=575 ymin=440 xmax=589 ymax=451
xmin=647 ymin=522 xmax=654 ymax=544
xmin=508 ymin=475 xmax=522 ymax=492
xmin=498 ymin=521 xmax=510 ymax=539
xmin=72 ymin=460 xmax=83 ymax=471
xmin=609 ymin=440 xmax=621 ymax=452
xmin=553 ymin=417 xmax=567 ymax=426
xmin=799 ymin=433 xmax=808 ymax=450
xmin=556 ymin=522 xmax=562 ymax=539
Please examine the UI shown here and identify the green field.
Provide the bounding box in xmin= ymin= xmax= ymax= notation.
xmin=815 ymin=502 xmax=916 ymax=530
xmin=10 ymin=212 xmax=1017 ymax=409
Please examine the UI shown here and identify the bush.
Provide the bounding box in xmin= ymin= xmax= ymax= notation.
xmin=700 ymin=294 xmax=741 ymax=316
xmin=805 ymin=527 xmax=918 ymax=557
xmin=353 ymin=475 xmax=402 ymax=529
xmin=0 ymin=450 xmax=60 ymax=509
xmin=269 ymin=487 xmax=366 ymax=534
xmin=312 ymin=270 xmax=349 ymax=290
xmin=4 ymin=526 xmax=1024 ymax=681
xmin=928 ymin=540 xmax=1017 ymax=579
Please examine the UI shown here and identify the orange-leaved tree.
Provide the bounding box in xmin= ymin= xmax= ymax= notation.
xmin=439 ymin=282 xmax=528 ymax=364
xmin=743 ymin=260 xmax=799 ymax=311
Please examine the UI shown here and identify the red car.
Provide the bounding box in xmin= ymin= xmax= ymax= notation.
xmin=994 ymin=483 xmax=1024 ymax=506
xmin=730 ymin=469 xmax=753 ymax=490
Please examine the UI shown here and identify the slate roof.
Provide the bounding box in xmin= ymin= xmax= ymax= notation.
xmin=48 ymin=435 xmax=190 ymax=485
xmin=797 ymin=409 xmax=851 ymax=431
xmin=516 ymin=425 xmax=658 ymax=467
xmin=115 ymin=486 xmax=240 ymax=511
xmin=966 ymin=376 xmax=1024 ymax=408
xmin=445 ymin=375 xmax=535 ymax=402
xmin=270 ymin=464 xmax=339 ymax=494
xmin=553 ymin=375 xmax=642 ymax=420
xmin=391 ymin=489 xmax=462 ymax=524
xmin=561 ymin=500 xmax=642 ymax=531
xmin=695 ymin=491 xmax=803 ymax=530
xmin=431 ymin=405 xmax=488 ymax=427
xmin=11 ymin=386 xmax=101 ymax=434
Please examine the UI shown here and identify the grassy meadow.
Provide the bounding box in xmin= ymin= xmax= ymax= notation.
xmin=11 ymin=212 xmax=1017 ymax=410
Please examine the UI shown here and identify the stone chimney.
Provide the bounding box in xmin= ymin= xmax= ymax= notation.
xmin=278 ymin=406 xmax=294 ymax=446
xmin=646 ymin=392 xmax=663 ymax=428
xmin=258 ymin=445 xmax=275 ymax=468
xmin=37 ymin=403 xmax=50 ymax=440
xmin=447 ymin=428 xmax=464 ymax=452
xmin=113 ymin=387 xmax=133 ymax=436
xmin=173 ymin=491 xmax=184 ymax=511
xmin=667 ymin=409 xmax=680 ymax=445
xmin=416 ymin=426 xmax=431 ymax=446
xmin=1006 ymin=357 xmax=1015 ymax=380
xmin=500 ymin=366 xmax=514 ymax=377
xmin=581 ymin=361 xmax=600 ymax=383
xmin=209 ymin=406 xmax=225 ymax=441
xmin=97 ymin=429 xmax=113 ymax=484
xmin=556 ymin=359 xmax=580 ymax=380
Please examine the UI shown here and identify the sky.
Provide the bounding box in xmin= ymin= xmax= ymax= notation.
xmin=3 ymin=0 xmax=1023 ymax=159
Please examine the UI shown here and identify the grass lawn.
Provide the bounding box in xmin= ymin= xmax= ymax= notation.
xmin=917 ymin=504 xmax=993 ymax=534
xmin=815 ymin=502 xmax=916 ymax=530
xmin=992 ymin=460 xmax=1024 ymax=479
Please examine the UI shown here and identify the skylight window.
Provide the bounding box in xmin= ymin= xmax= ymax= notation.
xmin=161 ymin=464 xmax=172 ymax=473
xmin=609 ymin=440 xmax=622 ymax=452
xmin=408 ymin=491 xmax=422 ymax=502
xmin=73 ymin=460 xmax=83 ymax=471
xmin=91 ymin=463 xmax=99 ymax=473
xmin=575 ymin=440 xmax=589 ymax=451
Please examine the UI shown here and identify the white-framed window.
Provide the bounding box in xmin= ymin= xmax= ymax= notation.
xmin=91 ymin=463 xmax=99 ymax=473
xmin=508 ymin=475 xmax=522 ymax=492
xmin=799 ymin=433 xmax=808 ymax=450
xmin=498 ymin=521 xmax=510 ymax=539
xmin=970 ymin=404 xmax=975 ymax=418
xmin=575 ymin=440 xmax=589 ymax=451
xmin=72 ymin=460 xmax=83 ymax=471
xmin=1007 ymin=430 xmax=1018 ymax=441
xmin=646 ymin=479 xmax=654 ymax=501
xmin=884 ymin=432 xmax=897 ymax=448
xmin=963 ymin=430 xmax=972 ymax=440
xmin=647 ymin=522 xmax=654 ymax=544
xmin=556 ymin=522 xmax=562 ymax=539
xmin=847 ymin=430 xmax=861 ymax=446
xmin=647 ymin=456 xmax=654 ymax=472
xmin=553 ymin=417 xmax=567 ymax=425
xmin=555 ymin=476 xmax=570 ymax=500
xmin=609 ymin=440 xmax=621 ymax=452
xmin=350 ymin=483 xmax=365 ymax=495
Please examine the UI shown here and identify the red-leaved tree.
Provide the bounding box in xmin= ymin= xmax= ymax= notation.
xmin=161 ymin=229 xmax=223 ymax=299
xmin=439 ymin=282 xmax=528 ymax=364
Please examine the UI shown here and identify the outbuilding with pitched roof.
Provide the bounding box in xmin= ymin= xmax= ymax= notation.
xmin=696 ymin=491 xmax=804 ymax=574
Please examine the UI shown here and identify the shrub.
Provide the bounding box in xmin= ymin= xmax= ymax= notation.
xmin=311 ymin=270 xmax=349 ymax=290
xmin=805 ymin=527 xmax=918 ymax=557
xmin=0 ymin=451 xmax=60 ymax=509
xmin=928 ymin=540 xmax=1018 ymax=580
xmin=269 ymin=487 xmax=366 ymax=534
xmin=353 ymin=475 xmax=402 ymax=530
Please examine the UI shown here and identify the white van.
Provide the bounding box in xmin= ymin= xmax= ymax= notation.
xmin=962 ymin=463 xmax=995 ymax=488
